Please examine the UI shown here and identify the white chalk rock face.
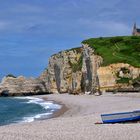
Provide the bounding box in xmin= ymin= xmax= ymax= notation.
xmin=0 ymin=45 xmax=140 ymax=96
xmin=0 ymin=76 xmax=48 ymax=96
xmin=44 ymin=48 xmax=83 ymax=94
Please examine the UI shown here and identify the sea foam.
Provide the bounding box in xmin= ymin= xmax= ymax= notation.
xmin=14 ymin=96 xmax=62 ymax=123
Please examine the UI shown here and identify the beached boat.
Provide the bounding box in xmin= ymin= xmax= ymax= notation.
xmin=101 ymin=110 xmax=140 ymax=123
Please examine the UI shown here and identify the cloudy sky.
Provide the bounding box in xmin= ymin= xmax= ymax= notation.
xmin=0 ymin=0 xmax=139 ymax=79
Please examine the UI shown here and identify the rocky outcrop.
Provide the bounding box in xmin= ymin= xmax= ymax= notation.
xmin=0 ymin=76 xmax=48 ymax=96
xmin=0 ymin=44 xmax=140 ymax=96
xmin=42 ymin=44 xmax=140 ymax=94
xmin=42 ymin=45 xmax=103 ymax=94
xmin=43 ymin=48 xmax=83 ymax=94
xmin=82 ymin=44 xmax=102 ymax=94
xmin=69 ymin=71 xmax=82 ymax=94
xmin=98 ymin=63 xmax=140 ymax=92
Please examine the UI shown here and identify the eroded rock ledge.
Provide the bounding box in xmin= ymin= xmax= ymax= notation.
xmin=0 ymin=44 xmax=140 ymax=96
xmin=0 ymin=76 xmax=48 ymax=96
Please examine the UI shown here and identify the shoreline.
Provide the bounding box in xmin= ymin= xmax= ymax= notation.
xmin=41 ymin=96 xmax=69 ymax=119
xmin=0 ymin=95 xmax=68 ymax=126
xmin=0 ymin=92 xmax=140 ymax=140
xmin=33 ymin=92 xmax=140 ymax=119
xmin=20 ymin=95 xmax=69 ymax=123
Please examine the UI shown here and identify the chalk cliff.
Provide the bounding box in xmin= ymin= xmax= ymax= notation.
xmin=98 ymin=63 xmax=140 ymax=92
xmin=41 ymin=44 xmax=140 ymax=94
xmin=42 ymin=48 xmax=83 ymax=94
xmin=0 ymin=43 xmax=140 ymax=96
xmin=0 ymin=76 xmax=48 ymax=96
xmin=42 ymin=44 xmax=140 ymax=94
xmin=39 ymin=45 xmax=103 ymax=94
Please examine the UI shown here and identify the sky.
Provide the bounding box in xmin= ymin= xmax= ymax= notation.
xmin=0 ymin=0 xmax=139 ymax=79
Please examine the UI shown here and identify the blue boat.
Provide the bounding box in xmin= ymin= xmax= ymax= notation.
xmin=101 ymin=110 xmax=140 ymax=123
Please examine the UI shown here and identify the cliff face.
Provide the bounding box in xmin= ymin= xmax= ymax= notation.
xmin=0 ymin=43 xmax=140 ymax=96
xmin=41 ymin=44 xmax=140 ymax=94
xmin=98 ymin=63 xmax=140 ymax=91
xmin=81 ymin=44 xmax=102 ymax=94
xmin=43 ymin=48 xmax=83 ymax=94
xmin=40 ymin=44 xmax=103 ymax=94
xmin=0 ymin=76 xmax=48 ymax=96
xmin=0 ymin=48 xmax=84 ymax=96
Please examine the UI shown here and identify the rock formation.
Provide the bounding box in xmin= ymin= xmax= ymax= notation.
xmin=98 ymin=63 xmax=140 ymax=92
xmin=43 ymin=48 xmax=83 ymax=94
xmin=0 ymin=76 xmax=48 ymax=96
xmin=81 ymin=44 xmax=102 ymax=94
xmin=42 ymin=44 xmax=140 ymax=94
xmin=0 ymin=44 xmax=140 ymax=96
xmin=39 ymin=44 xmax=103 ymax=95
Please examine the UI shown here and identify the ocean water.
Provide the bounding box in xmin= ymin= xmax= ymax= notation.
xmin=0 ymin=96 xmax=61 ymax=126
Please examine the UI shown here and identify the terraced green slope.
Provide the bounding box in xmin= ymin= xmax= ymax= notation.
xmin=82 ymin=36 xmax=140 ymax=67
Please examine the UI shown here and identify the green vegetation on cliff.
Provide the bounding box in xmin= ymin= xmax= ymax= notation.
xmin=69 ymin=55 xmax=83 ymax=72
xmin=82 ymin=36 xmax=140 ymax=67
xmin=116 ymin=77 xmax=131 ymax=84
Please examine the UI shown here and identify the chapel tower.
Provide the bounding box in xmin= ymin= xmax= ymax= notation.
xmin=132 ymin=23 xmax=140 ymax=36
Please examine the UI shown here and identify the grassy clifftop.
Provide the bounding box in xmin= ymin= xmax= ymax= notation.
xmin=82 ymin=36 xmax=140 ymax=67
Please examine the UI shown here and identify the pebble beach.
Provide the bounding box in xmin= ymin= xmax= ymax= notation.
xmin=0 ymin=92 xmax=140 ymax=140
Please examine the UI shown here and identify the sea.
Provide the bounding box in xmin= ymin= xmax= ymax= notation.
xmin=0 ymin=96 xmax=61 ymax=126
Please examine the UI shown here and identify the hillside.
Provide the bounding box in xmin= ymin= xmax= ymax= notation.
xmin=82 ymin=36 xmax=140 ymax=67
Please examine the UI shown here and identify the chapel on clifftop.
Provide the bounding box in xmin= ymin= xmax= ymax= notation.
xmin=132 ymin=23 xmax=140 ymax=36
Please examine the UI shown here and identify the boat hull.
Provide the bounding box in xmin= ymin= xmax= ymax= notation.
xmin=101 ymin=111 xmax=140 ymax=123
